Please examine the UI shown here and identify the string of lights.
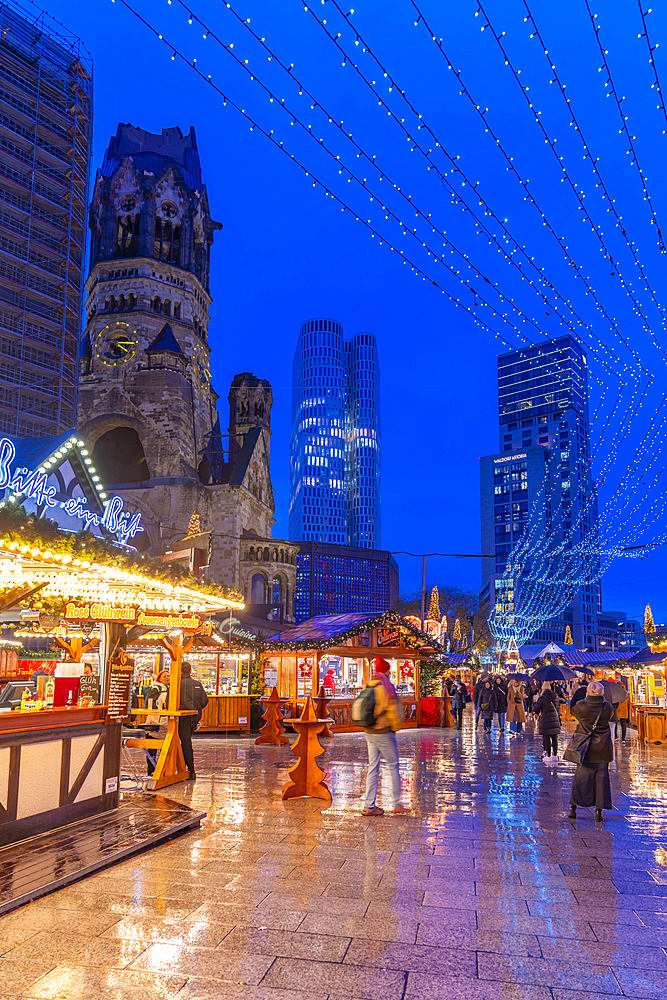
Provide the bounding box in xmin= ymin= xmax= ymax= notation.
xmin=110 ymin=0 xmax=538 ymax=350
xmin=636 ymin=1 xmax=667 ymax=135
xmin=521 ymin=0 xmax=667 ymax=354
xmin=583 ymin=0 xmax=666 ymax=250
xmin=471 ymin=0 xmax=667 ymax=366
xmin=317 ymin=0 xmax=652 ymax=382
xmin=157 ymin=0 xmax=569 ymax=348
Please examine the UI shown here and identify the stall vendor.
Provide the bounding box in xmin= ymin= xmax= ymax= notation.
xmin=323 ymin=668 xmax=336 ymax=695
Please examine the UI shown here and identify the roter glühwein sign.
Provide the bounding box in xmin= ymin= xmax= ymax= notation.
xmin=64 ymin=604 xmax=204 ymax=631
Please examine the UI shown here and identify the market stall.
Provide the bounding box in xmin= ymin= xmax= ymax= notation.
xmin=622 ymin=648 xmax=667 ymax=741
xmin=261 ymin=612 xmax=443 ymax=732
xmin=0 ymin=510 xmax=242 ymax=845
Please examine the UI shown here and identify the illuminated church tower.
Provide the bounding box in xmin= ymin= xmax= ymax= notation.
xmin=78 ymin=125 xmax=297 ymax=615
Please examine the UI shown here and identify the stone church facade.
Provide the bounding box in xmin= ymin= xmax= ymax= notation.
xmin=78 ymin=124 xmax=297 ymax=619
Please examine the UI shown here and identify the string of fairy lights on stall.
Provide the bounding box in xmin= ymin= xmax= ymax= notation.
xmin=113 ymin=0 xmax=667 ymax=649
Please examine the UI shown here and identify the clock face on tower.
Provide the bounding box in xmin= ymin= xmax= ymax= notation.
xmin=192 ymin=343 xmax=211 ymax=389
xmin=95 ymin=322 xmax=139 ymax=366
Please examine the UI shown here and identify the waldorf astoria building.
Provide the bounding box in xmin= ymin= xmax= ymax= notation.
xmin=479 ymin=336 xmax=601 ymax=649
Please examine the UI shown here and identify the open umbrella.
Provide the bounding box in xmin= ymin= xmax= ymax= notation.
xmin=507 ymin=672 xmax=531 ymax=681
xmin=599 ymin=679 xmax=629 ymax=704
xmin=574 ymin=666 xmax=595 ymax=677
xmin=531 ymin=663 xmax=579 ymax=682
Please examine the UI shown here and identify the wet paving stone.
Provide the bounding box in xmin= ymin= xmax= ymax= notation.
xmin=1 ymin=723 xmax=666 ymax=998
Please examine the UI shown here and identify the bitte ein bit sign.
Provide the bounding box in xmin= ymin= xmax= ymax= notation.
xmin=0 ymin=437 xmax=143 ymax=545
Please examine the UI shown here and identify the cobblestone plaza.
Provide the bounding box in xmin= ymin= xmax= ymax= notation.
xmin=1 ymin=720 xmax=666 ymax=999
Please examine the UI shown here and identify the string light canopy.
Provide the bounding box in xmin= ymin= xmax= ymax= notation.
xmin=111 ymin=0 xmax=667 ymax=645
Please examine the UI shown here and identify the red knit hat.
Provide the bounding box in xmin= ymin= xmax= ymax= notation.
xmin=374 ymin=657 xmax=391 ymax=674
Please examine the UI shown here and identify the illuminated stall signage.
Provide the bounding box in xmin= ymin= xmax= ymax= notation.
xmin=0 ymin=437 xmax=143 ymax=545
xmin=64 ymin=603 xmax=204 ymax=632
xmin=377 ymin=627 xmax=403 ymax=647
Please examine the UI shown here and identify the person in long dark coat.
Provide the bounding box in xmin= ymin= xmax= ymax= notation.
xmin=477 ymin=680 xmax=497 ymax=734
xmin=534 ymin=681 xmax=561 ymax=762
xmin=568 ymin=681 xmax=613 ymax=822
xmin=525 ymin=680 xmax=535 ymax=717
xmin=451 ymin=681 xmax=466 ymax=730
xmin=570 ymin=681 xmax=588 ymax=709
xmin=493 ymin=676 xmax=508 ymax=732
xmin=473 ymin=674 xmax=487 ymax=728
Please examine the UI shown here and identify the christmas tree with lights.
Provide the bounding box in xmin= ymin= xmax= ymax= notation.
xmin=452 ymin=618 xmax=462 ymax=644
xmin=428 ymin=585 xmax=440 ymax=622
xmin=564 ymin=625 xmax=573 ymax=645
xmin=186 ymin=509 xmax=201 ymax=538
xmin=644 ymin=603 xmax=656 ymax=636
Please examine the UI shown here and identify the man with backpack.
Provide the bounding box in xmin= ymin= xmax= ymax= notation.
xmin=353 ymin=657 xmax=407 ymax=816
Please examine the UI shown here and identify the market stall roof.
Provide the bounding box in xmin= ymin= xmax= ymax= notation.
xmin=519 ymin=644 xmax=622 ymax=667
xmin=626 ymin=648 xmax=667 ymax=666
xmin=267 ymin=612 xmax=443 ymax=652
xmin=0 ymin=512 xmax=243 ymax=616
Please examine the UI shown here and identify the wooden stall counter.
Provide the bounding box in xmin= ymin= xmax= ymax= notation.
xmin=198 ymin=695 xmax=251 ymax=732
xmin=634 ymin=704 xmax=667 ymax=743
xmin=0 ymin=708 xmax=121 ymax=848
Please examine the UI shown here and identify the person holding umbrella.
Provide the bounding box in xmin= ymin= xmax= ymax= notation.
xmin=531 ymin=662 xmax=577 ymax=763
xmin=568 ymin=680 xmax=614 ymax=822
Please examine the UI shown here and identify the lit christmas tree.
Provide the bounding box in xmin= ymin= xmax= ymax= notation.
xmin=564 ymin=625 xmax=573 ymax=645
xmin=452 ymin=618 xmax=462 ymax=644
xmin=644 ymin=603 xmax=656 ymax=636
xmin=441 ymin=613 xmax=448 ymax=632
xmin=187 ymin=509 xmax=201 ymax=537
xmin=428 ymin=585 xmax=441 ymax=622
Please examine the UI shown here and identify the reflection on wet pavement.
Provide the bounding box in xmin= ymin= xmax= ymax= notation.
xmin=2 ymin=721 xmax=667 ymax=999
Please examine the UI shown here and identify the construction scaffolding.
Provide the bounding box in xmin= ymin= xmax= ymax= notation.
xmin=0 ymin=0 xmax=92 ymax=437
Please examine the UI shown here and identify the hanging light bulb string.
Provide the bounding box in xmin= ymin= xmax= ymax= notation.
xmin=315 ymin=0 xmax=652 ymax=381
xmin=157 ymin=0 xmax=568 ymax=347
xmin=521 ymin=0 xmax=667 ymax=354
xmin=470 ymin=0 xmax=666 ymax=369
xmin=583 ymin=0 xmax=666 ymax=250
xmin=636 ymin=1 xmax=667 ymax=135
xmin=110 ymin=0 xmax=531 ymax=349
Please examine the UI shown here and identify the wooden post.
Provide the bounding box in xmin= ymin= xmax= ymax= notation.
xmin=255 ymin=687 xmax=289 ymax=745
xmin=282 ymin=697 xmax=331 ymax=802
xmin=314 ymin=683 xmax=334 ymax=739
xmin=142 ymin=632 xmax=195 ymax=789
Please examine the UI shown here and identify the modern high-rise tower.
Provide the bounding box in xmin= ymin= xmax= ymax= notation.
xmin=480 ymin=336 xmax=601 ymax=649
xmin=0 ymin=0 xmax=92 ymax=437
xmin=289 ymin=317 xmax=380 ymax=548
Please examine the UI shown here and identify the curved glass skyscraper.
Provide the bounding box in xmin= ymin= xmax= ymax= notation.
xmin=289 ymin=317 xmax=380 ymax=548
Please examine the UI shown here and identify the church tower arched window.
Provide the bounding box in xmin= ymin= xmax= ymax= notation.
xmin=155 ymin=202 xmax=181 ymax=265
xmin=116 ymin=211 xmax=139 ymax=256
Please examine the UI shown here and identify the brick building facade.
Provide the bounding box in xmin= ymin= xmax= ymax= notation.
xmin=78 ymin=124 xmax=296 ymax=618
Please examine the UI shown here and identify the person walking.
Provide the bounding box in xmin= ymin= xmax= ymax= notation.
xmin=362 ymin=658 xmax=407 ymax=816
xmin=615 ymin=690 xmax=630 ymax=745
xmin=179 ymin=661 xmax=209 ymax=780
xmin=451 ymin=681 xmax=466 ymax=730
xmin=568 ymin=680 xmax=614 ymax=822
xmin=525 ymin=679 xmax=535 ymax=718
xmin=506 ymin=679 xmax=526 ymax=734
xmin=534 ymin=681 xmax=561 ymax=763
xmin=570 ymin=678 xmax=588 ymax=709
xmin=494 ymin=676 xmax=508 ymax=732
xmin=474 ymin=673 xmax=487 ymax=728
xmin=478 ymin=679 xmax=497 ymax=734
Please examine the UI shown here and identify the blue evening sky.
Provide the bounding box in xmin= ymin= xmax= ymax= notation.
xmin=38 ymin=0 xmax=667 ymax=624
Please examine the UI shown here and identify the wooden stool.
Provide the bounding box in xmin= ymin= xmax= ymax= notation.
xmin=282 ymin=697 xmax=331 ymax=802
xmin=255 ymin=687 xmax=289 ymax=745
